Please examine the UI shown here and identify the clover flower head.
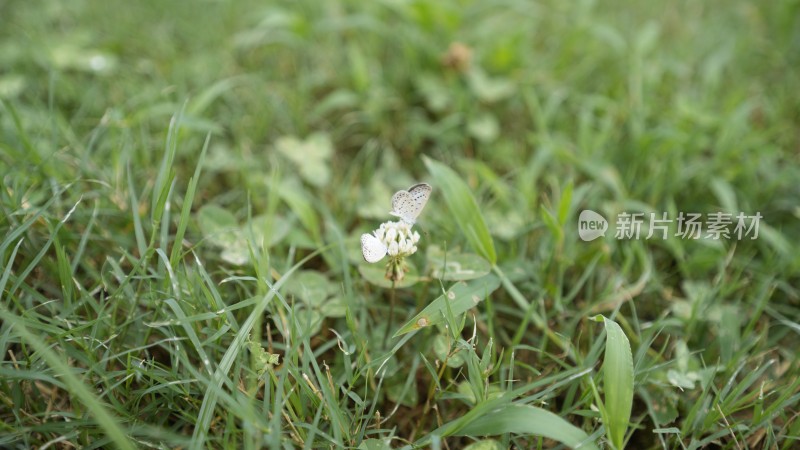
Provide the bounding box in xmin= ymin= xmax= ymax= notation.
xmin=361 ymin=220 xmax=422 ymax=282
xmin=378 ymin=221 xmax=418 ymax=258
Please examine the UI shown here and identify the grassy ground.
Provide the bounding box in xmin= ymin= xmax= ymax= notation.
xmin=2 ymin=0 xmax=800 ymax=448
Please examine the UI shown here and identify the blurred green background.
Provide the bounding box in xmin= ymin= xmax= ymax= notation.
xmin=1 ymin=0 xmax=799 ymax=448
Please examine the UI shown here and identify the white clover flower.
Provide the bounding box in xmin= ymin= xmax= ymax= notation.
xmin=381 ymin=221 xmax=417 ymax=258
xmin=360 ymin=220 xmax=422 ymax=282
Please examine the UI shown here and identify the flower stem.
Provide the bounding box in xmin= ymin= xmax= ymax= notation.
xmin=383 ymin=279 xmax=396 ymax=348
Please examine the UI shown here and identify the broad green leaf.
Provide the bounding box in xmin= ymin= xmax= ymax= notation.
xmin=358 ymin=262 xmax=421 ymax=289
xmin=273 ymin=308 xmax=323 ymax=337
xmin=463 ymin=439 xmax=504 ymax=450
xmin=483 ymin=207 xmax=527 ymax=241
xmin=423 ymin=156 xmax=497 ymax=264
xmin=386 ymin=378 xmax=419 ymax=407
xmin=426 ymin=245 xmax=491 ymax=281
xmin=415 ymin=73 xmax=451 ymax=111
xmin=280 ymin=180 xmax=322 ymax=243
xmin=467 ymin=112 xmax=500 ymax=143
xmin=248 ymin=339 xmax=280 ymax=377
xmin=433 ymin=334 xmax=466 ymax=368
xmin=319 ymin=296 xmax=347 ymax=318
xmin=593 ymin=315 xmax=634 ymax=450
xmin=248 ymin=214 xmax=291 ymax=247
xmin=357 ymin=438 xmax=392 ymax=450
xmin=394 ymin=275 xmax=500 ymax=336
xmin=457 ymin=381 xmax=503 ymax=405
xmin=275 ymin=133 xmax=333 ymax=187
xmin=466 ymin=67 xmax=515 ymax=102
xmin=219 ymin=233 xmax=250 ymax=265
xmin=357 ymin=178 xmax=396 ymax=220
xmin=0 ymin=74 xmax=26 ymax=97
xmin=50 ymin=45 xmax=118 ymax=74
xmin=283 ymin=270 xmax=337 ymax=307
xmin=197 ymin=204 xmax=238 ymax=247
xmin=454 ymin=404 xmax=598 ymax=450
xmin=198 ymin=212 xmax=291 ymax=265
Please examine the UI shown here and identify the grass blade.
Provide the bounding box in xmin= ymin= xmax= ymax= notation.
xmin=453 ymin=403 xmax=599 ymax=450
xmin=394 ymin=275 xmax=500 ymax=337
xmin=190 ymin=246 xmax=330 ymax=449
xmin=0 ymin=307 xmax=135 ymax=450
xmin=593 ymin=315 xmax=634 ymax=449
xmin=423 ymin=156 xmax=496 ymax=265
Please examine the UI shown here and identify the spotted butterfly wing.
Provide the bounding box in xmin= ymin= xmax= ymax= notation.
xmin=360 ymin=233 xmax=387 ymax=263
xmin=390 ymin=183 xmax=432 ymax=225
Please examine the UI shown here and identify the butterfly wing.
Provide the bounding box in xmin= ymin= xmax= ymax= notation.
xmin=360 ymin=233 xmax=387 ymax=263
xmin=390 ymin=183 xmax=432 ymax=225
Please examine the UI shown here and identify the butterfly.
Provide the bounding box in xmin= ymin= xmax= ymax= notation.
xmin=389 ymin=183 xmax=432 ymax=225
xmin=360 ymin=232 xmax=387 ymax=263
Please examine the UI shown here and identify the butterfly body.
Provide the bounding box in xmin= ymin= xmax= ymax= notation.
xmin=360 ymin=182 xmax=431 ymax=263
xmin=389 ymin=183 xmax=432 ymax=225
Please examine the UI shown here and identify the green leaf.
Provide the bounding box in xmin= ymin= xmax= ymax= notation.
xmin=283 ymin=270 xmax=337 ymax=307
xmin=386 ymin=378 xmax=419 ymax=407
xmin=457 ymin=381 xmax=504 ymax=405
xmin=319 ymin=296 xmax=347 ymax=318
xmin=593 ymin=315 xmax=634 ymax=449
xmin=198 ymin=210 xmax=288 ymax=265
xmin=466 ymin=67 xmax=515 ymax=102
xmin=558 ymin=180 xmax=574 ymax=226
xmin=415 ymin=73 xmax=451 ymax=112
xmin=280 ymin=180 xmax=322 ymax=244
xmin=0 ymin=308 xmax=135 ymax=450
xmin=248 ymin=339 xmax=280 ymax=377
xmin=275 ymin=133 xmax=333 ymax=187
xmin=357 ymin=438 xmax=393 ymax=450
xmin=463 ymin=439 xmax=504 ymax=450
xmin=454 ymin=404 xmax=598 ymax=450
xmin=248 ymin=214 xmax=291 ymax=248
xmin=197 ymin=204 xmax=238 ymax=246
xmin=426 ymin=245 xmax=491 ymax=281
xmin=394 ymin=275 xmax=500 ymax=336
xmin=358 ymin=261 xmax=421 ymax=289
xmin=467 ymin=112 xmax=500 ymax=143
xmin=273 ymin=308 xmax=323 ymax=337
xmin=423 ymin=156 xmax=497 ymax=265
xmin=433 ymin=334 xmax=466 ymax=368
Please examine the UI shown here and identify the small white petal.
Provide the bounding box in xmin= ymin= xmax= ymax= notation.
xmin=388 ymin=241 xmax=399 ymax=256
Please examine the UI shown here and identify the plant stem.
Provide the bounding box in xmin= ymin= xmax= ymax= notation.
xmin=383 ymin=279 xmax=396 ymax=347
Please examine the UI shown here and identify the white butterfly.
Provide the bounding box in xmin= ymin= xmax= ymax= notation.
xmin=389 ymin=183 xmax=432 ymax=225
xmin=360 ymin=232 xmax=387 ymax=263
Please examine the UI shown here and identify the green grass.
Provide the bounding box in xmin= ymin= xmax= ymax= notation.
xmin=2 ymin=0 xmax=799 ymax=448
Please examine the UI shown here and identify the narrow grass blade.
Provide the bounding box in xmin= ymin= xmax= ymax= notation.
xmin=593 ymin=315 xmax=634 ymax=449
xmin=453 ymin=404 xmax=598 ymax=450
xmin=190 ymin=247 xmax=329 ymax=450
xmin=423 ymin=156 xmax=496 ymax=265
xmin=170 ymin=133 xmax=210 ymax=267
xmin=393 ymin=275 xmax=500 ymax=337
xmin=0 ymin=307 xmax=135 ymax=450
